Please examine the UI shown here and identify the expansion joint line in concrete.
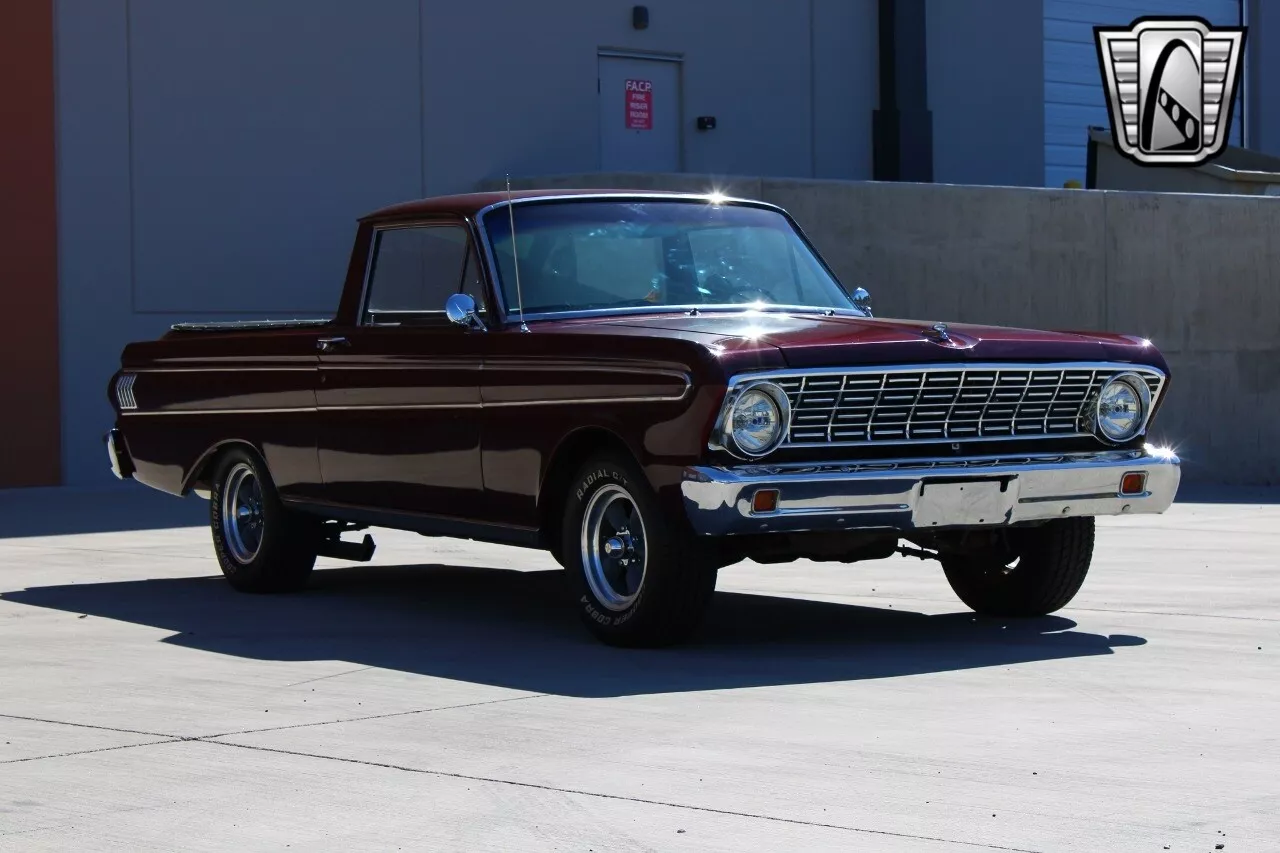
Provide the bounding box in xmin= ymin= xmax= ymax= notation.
xmin=1 ymin=706 xmax=1046 ymax=851
xmin=0 ymin=694 xmax=547 ymax=764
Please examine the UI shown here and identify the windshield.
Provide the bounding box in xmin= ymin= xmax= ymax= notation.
xmin=481 ymin=200 xmax=857 ymax=317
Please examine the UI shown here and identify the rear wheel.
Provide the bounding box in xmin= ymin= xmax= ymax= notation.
xmin=209 ymin=447 xmax=320 ymax=593
xmin=561 ymin=454 xmax=717 ymax=647
xmin=940 ymin=517 xmax=1095 ymax=617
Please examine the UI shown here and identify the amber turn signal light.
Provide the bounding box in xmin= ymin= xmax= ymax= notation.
xmin=1119 ymin=471 xmax=1147 ymax=496
xmin=751 ymin=489 xmax=779 ymax=514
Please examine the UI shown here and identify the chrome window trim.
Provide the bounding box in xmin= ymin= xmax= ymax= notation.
xmin=471 ymin=193 xmax=865 ymax=327
xmin=709 ymin=362 xmax=1168 ymax=454
xmin=505 ymin=304 xmax=869 ymax=324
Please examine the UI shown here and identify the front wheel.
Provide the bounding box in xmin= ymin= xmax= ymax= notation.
xmin=209 ymin=447 xmax=320 ymax=593
xmin=940 ymin=517 xmax=1095 ymax=617
xmin=560 ymin=454 xmax=718 ymax=647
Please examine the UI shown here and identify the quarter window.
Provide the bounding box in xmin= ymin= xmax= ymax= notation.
xmin=363 ymin=225 xmax=480 ymax=325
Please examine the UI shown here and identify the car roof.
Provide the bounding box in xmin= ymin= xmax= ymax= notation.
xmin=360 ymin=189 xmax=762 ymax=222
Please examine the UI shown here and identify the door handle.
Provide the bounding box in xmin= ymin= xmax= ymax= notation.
xmin=316 ymin=337 xmax=350 ymax=353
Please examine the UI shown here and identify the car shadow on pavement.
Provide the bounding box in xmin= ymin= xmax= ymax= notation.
xmin=1 ymin=564 xmax=1146 ymax=698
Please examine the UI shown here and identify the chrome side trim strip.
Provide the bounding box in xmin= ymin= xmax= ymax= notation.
xmin=117 ymin=391 xmax=690 ymax=417
xmin=485 ymin=392 xmax=690 ymax=407
xmin=120 ymin=407 xmax=317 ymax=416
xmin=318 ymin=364 xmax=481 ymax=371
xmin=130 ymin=367 xmax=317 ymax=373
xmin=481 ymin=361 xmax=692 ymax=378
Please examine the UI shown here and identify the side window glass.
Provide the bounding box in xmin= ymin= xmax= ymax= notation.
xmin=363 ymin=225 xmax=470 ymax=324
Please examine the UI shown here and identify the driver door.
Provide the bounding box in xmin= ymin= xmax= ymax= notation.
xmin=315 ymin=220 xmax=489 ymax=521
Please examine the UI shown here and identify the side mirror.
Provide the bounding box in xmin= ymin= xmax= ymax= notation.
xmin=852 ymin=287 xmax=873 ymax=317
xmin=445 ymin=293 xmax=485 ymax=331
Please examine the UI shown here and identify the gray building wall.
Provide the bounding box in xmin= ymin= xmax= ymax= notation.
xmin=926 ymin=0 xmax=1046 ymax=187
xmin=55 ymin=0 xmax=878 ymax=486
xmin=425 ymin=0 xmax=879 ymax=190
xmin=1245 ymin=0 xmax=1280 ymax=155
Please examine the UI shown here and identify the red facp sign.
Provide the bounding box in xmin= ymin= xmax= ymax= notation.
xmin=625 ymin=79 xmax=653 ymax=130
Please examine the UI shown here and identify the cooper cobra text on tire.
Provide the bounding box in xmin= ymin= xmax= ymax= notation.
xmin=940 ymin=517 xmax=1095 ymax=617
xmin=208 ymin=447 xmax=320 ymax=593
xmin=560 ymin=453 xmax=718 ymax=647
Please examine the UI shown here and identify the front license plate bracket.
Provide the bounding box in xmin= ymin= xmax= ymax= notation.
xmin=912 ymin=477 xmax=1017 ymax=528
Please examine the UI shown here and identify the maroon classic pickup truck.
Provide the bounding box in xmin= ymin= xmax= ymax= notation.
xmin=106 ymin=190 xmax=1181 ymax=647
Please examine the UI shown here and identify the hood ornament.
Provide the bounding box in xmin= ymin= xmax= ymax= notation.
xmin=923 ymin=323 xmax=951 ymax=342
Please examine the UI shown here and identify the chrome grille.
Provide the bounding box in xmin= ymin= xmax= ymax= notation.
xmin=115 ymin=374 xmax=137 ymax=410
xmin=773 ymin=365 xmax=1164 ymax=448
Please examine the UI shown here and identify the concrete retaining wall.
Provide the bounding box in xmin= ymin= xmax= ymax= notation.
xmin=485 ymin=173 xmax=1280 ymax=485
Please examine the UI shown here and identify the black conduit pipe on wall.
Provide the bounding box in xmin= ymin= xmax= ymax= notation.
xmin=872 ymin=0 xmax=934 ymax=181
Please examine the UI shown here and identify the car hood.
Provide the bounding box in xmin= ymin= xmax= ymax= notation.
xmin=596 ymin=311 xmax=1161 ymax=368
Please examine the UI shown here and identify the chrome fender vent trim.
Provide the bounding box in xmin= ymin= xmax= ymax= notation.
xmin=115 ymin=374 xmax=138 ymax=410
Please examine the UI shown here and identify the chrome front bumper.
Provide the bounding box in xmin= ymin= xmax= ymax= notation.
xmin=680 ymin=446 xmax=1181 ymax=536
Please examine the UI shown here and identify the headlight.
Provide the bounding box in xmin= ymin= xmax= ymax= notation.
xmin=722 ymin=382 xmax=790 ymax=457
xmin=1095 ymin=373 xmax=1150 ymax=443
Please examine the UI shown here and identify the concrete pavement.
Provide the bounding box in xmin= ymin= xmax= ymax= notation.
xmin=1 ymin=485 xmax=1277 ymax=851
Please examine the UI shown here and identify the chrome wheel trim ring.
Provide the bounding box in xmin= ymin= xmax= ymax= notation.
xmin=579 ymin=483 xmax=648 ymax=612
xmin=221 ymin=462 xmax=265 ymax=564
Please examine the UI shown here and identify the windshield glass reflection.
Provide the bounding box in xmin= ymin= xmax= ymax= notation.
xmin=482 ymin=200 xmax=858 ymax=317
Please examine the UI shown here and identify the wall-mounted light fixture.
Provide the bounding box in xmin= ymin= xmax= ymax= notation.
xmin=632 ymin=6 xmax=649 ymax=29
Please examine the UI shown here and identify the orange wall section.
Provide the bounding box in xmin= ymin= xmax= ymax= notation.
xmin=0 ymin=0 xmax=61 ymax=487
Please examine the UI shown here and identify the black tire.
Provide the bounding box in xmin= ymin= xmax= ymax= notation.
xmin=940 ymin=517 xmax=1095 ymax=617
xmin=560 ymin=453 xmax=718 ymax=648
xmin=209 ymin=447 xmax=320 ymax=593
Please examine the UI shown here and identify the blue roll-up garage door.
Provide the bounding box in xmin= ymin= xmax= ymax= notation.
xmin=1044 ymin=0 xmax=1243 ymax=188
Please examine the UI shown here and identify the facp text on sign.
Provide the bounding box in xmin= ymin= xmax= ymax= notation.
xmin=625 ymin=78 xmax=652 ymax=130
